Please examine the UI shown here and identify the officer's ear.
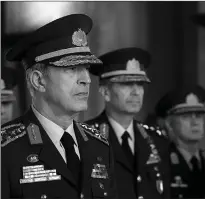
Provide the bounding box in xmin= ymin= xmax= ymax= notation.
xmin=99 ymin=85 xmax=111 ymax=102
xmin=30 ymin=70 xmax=46 ymax=92
xmin=165 ymin=116 xmax=177 ymax=141
xmin=164 ymin=116 xmax=173 ymax=132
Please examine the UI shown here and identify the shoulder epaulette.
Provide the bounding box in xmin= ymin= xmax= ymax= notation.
xmin=1 ymin=123 xmax=26 ymax=147
xmin=79 ymin=122 xmax=109 ymax=145
xmin=139 ymin=122 xmax=168 ymax=138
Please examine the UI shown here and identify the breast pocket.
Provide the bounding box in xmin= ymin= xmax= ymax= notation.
xmin=91 ymin=178 xmax=109 ymax=198
xmin=22 ymin=180 xmax=63 ymax=198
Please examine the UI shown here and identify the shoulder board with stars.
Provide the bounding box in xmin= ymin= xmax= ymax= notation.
xmin=138 ymin=122 xmax=168 ymax=138
xmin=78 ymin=122 xmax=109 ymax=145
xmin=1 ymin=123 xmax=26 ymax=147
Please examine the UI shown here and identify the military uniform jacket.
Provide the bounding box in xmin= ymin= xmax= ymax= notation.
xmin=1 ymin=108 xmax=117 ymax=199
xmin=169 ymin=143 xmax=205 ymax=199
xmin=86 ymin=111 xmax=171 ymax=199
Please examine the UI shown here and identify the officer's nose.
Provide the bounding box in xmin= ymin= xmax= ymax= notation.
xmin=77 ymin=68 xmax=91 ymax=86
xmin=131 ymin=83 xmax=143 ymax=95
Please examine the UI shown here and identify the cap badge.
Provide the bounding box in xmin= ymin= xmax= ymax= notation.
xmin=1 ymin=79 xmax=5 ymax=90
xmin=185 ymin=93 xmax=199 ymax=105
xmin=126 ymin=58 xmax=141 ymax=72
xmin=72 ymin=29 xmax=87 ymax=47
xmin=27 ymin=154 xmax=39 ymax=163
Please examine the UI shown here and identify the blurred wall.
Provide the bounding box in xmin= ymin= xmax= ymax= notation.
xmin=197 ymin=2 xmax=205 ymax=150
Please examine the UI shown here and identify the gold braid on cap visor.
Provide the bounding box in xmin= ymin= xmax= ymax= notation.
xmin=49 ymin=55 xmax=102 ymax=67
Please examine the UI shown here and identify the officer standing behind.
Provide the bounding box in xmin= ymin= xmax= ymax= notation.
xmin=155 ymin=85 xmax=205 ymax=198
xmin=1 ymin=67 xmax=18 ymax=125
xmin=1 ymin=14 xmax=117 ymax=199
xmin=86 ymin=48 xmax=170 ymax=199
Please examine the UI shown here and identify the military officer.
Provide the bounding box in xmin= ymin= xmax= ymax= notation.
xmin=155 ymin=85 xmax=205 ymax=198
xmin=1 ymin=14 xmax=117 ymax=199
xmin=86 ymin=48 xmax=170 ymax=199
xmin=1 ymin=67 xmax=18 ymax=125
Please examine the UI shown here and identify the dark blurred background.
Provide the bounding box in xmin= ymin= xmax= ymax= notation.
xmin=1 ymin=1 xmax=205 ymax=126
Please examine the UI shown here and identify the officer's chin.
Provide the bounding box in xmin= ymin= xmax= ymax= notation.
xmin=74 ymin=102 xmax=88 ymax=112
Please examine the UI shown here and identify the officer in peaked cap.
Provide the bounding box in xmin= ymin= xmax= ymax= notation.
xmin=155 ymin=85 xmax=205 ymax=199
xmin=1 ymin=67 xmax=18 ymax=125
xmin=1 ymin=14 xmax=117 ymax=199
xmin=86 ymin=47 xmax=171 ymax=199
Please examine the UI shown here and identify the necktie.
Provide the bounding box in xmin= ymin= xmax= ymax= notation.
xmin=61 ymin=132 xmax=81 ymax=185
xmin=190 ymin=156 xmax=200 ymax=173
xmin=121 ymin=131 xmax=134 ymax=166
xmin=190 ymin=156 xmax=203 ymax=197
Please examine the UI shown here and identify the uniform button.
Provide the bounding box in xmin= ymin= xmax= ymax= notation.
xmin=179 ymin=194 xmax=183 ymax=198
xmin=80 ymin=193 xmax=84 ymax=199
xmin=104 ymin=192 xmax=108 ymax=196
xmin=99 ymin=182 xmax=104 ymax=189
xmin=137 ymin=175 xmax=142 ymax=182
xmin=156 ymin=173 xmax=160 ymax=177
xmin=138 ymin=196 xmax=143 ymax=199
xmin=41 ymin=194 xmax=47 ymax=199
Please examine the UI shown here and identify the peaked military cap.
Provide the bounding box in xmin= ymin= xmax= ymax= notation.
xmin=90 ymin=47 xmax=151 ymax=83
xmin=6 ymin=14 xmax=102 ymax=69
xmin=155 ymin=85 xmax=205 ymax=117
xmin=192 ymin=14 xmax=205 ymax=27
xmin=1 ymin=67 xmax=17 ymax=102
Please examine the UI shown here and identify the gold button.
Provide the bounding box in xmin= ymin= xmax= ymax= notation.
xmin=80 ymin=193 xmax=84 ymax=199
xmin=137 ymin=175 xmax=142 ymax=182
xmin=41 ymin=194 xmax=47 ymax=199
xmin=138 ymin=196 xmax=143 ymax=199
xmin=179 ymin=194 xmax=183 ymax=198
xmin=104 ymin=192 xmax=108 ymax=196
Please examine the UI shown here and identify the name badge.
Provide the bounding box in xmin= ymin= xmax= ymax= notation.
xmin=20 ymin=165 xmax=61 ymax=184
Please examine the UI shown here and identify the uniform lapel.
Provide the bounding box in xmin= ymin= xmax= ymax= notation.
xmin=101 ymin=112 xmax=134 ymax=173
xmin=134 ymin=122 xmax=150 ymax=168
xmin=73 ymin=121 xmax=92 ymax=190
xmin=170 ymin=144 xmax=191 ymax=182
xmin=23 ymin=108 xmax=78 ymax=187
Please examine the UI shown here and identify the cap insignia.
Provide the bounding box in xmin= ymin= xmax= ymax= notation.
xmin=1 ymin=79 xmax=5 ymax=90
xmin=126 ymin=58 xmax=141 ymax=72
xmin=185 ymin=93 xmax=199 ymax=105
xmin=72 ymin=29 xmax=87 ymax=47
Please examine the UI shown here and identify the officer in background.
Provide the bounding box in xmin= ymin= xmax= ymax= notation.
xmin=1 ymin=14 xmax=117 ymax=199
xmin=155 ymin=85 xmax=205 ymax=198
xmin=1 ymin=67 xmax=18 ymax=125
xmin=86 ymin=48 xmax=170 ymax=199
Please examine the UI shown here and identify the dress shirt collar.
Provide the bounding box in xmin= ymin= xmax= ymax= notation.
xmin=107 ymin=115 xmax=134 ymax=142
xmin=32 ymin=105 xmax=78 ymax=146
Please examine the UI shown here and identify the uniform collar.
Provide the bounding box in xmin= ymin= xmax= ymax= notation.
xmin=177 ymin=145 xmax=201 ymax=164
xmin=32 ymin=105 xmax=78 ymax=147
xmin=107 ymin=115 xmax=134 ymax=142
